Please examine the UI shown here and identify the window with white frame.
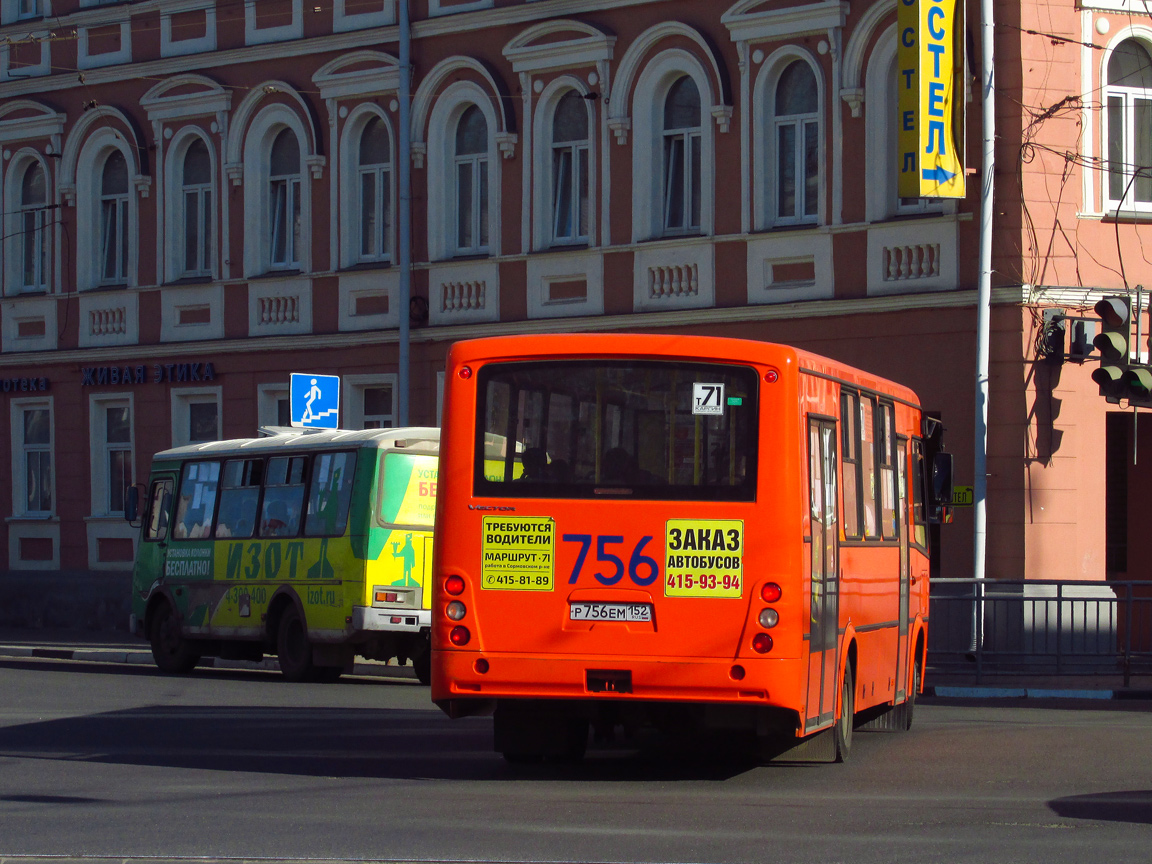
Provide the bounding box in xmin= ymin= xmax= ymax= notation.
xmin=269 ymin=128 xmax=301 ymax=269
xmin=257 ymin=383 xmax=290 ymax=427
xmin=358 ymin=116 xmax=391 ymax=263
xmin=343 ymin=375 xmax=396 ymax=429
xmin=773 ymin=60 xmax=819 ymax=224
xmin=662 ymin=76 xmax=701 ymax=234
xmin=1106 ymin=39 xmax=1152 ymax=210
xmin=13 ymin=400 xmax=52 ymax=515
xmin=17 ymin=0 xmax=41 ymax=19
xmin=455 ymin=105 xmax=489 ymax=255
xmin=181 ymin=138 xmax=213 ymax=277
xmin=92 ymin=399 xmax=132 ymax=515
xmin=172 ymin=388 xmax=221 ymax=446
xmin=550 ymin=90 xmax=590 ymax=245
xmin=100 ymin=150 xmax=130 ymax=284
xmin=19 ymin=161 xmax=48 ymax=292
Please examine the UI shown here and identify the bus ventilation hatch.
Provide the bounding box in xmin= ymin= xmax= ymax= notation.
xmin=587 ymin=669 xmax=632 ymax=694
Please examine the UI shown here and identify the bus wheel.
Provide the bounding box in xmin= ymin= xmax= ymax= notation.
xmin=276 ymin=606 xmax=316 ymax=682
xmin=150 ymin=601 xmax=201 ymax=674
xmin=412 ymin=647 xmax=432 ymax=686
xmin=834 ymin=665 xmax=855 ymax=763
xmin=895 ymin=659 xmax=921 ymax=732
xmin=313 ymin=666 xmax=343 ymax=683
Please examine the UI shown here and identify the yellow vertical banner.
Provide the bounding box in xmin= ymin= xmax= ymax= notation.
xmin=897 ymin=0 xmax=966 ymax=199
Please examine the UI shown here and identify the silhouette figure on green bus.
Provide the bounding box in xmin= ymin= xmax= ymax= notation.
xmin=391 ymin=533 xmax=418 ymax=586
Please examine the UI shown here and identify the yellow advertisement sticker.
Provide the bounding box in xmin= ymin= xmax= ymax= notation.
xmin=665 ymin=519 xmax=744 ymax=598
xmin=481 ymin=516 xmax=555 ymax=591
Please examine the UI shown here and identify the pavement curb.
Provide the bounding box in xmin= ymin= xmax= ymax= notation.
xmin=0 ymin=643 xmax=418 ymax=681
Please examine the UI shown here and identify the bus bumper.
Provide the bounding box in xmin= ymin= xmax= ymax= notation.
xmin=431 ymin=649 xmax=804 ymax=712
xmin=352 ymin=606 xmax=431 ymax=633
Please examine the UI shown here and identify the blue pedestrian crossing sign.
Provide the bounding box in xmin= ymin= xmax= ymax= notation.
xmin=290 ymin=373 xmax=340 ymax=429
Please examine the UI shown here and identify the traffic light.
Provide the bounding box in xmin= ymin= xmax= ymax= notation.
xmin=1092 ymin=296 xmax=1132 ymax=402
xmin=1039 ymin=309 xmax=1066 ymax=364
xmin=1124 ymin=365 xmax=1152 ymax=404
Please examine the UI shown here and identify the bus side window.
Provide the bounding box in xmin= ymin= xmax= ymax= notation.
xmin=840 ymin=391 xmax=861 ymax=539
xmin=173 ymin=461 xmax=221 ymax=540
xmin=145 ymin=479 xmax=173 ymax=542
xmin=216 ymin=459 xmax=263 ymax=539
xmin=260 ymin=455 xmax=307 ymax=537
xmin=305 ymin=451 xmax=357 ymax=536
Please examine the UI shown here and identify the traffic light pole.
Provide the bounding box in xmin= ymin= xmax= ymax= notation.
xmin=397 ymin=0 xmax=411 ymax=426
xmin=971 ymin=0 xmax=995 ymax=653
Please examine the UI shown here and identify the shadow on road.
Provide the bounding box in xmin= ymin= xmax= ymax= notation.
xmin=0 ymin=659 xmax=777 ymax=783
xmin=1048 ymin=791 xmax=1152 ymax=824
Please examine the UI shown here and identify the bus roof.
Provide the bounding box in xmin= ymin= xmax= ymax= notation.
xmin=447 ymin=333 xmax=921 ymax=408
xmin=153 ymin=426 xmax=440 ymax=462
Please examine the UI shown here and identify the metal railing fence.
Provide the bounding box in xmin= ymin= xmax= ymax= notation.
xmin=927 ymin=578 xmax=1152 ymax=686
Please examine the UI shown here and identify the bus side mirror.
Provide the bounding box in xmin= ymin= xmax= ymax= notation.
xmin=125 ymin=485 xmax=141 ymax=526
xmin=929 ymin=452 xmax=954 ymax=524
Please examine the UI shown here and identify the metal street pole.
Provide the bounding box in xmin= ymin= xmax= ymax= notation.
xmin=398 ymin=0 xmax=411 ymax=426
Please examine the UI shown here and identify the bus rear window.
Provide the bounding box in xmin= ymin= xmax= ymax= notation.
xmin=378 ymin=452 xmax=438 ymax=527
xmin=475 ymin=360 xmax=758 ymax=501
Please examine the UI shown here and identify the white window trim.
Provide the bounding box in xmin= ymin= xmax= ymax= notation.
xmin=753 ymin=47 xmax=824 ymax=230
xmin=630 ymin=49 xmax=715 ymax=243
xmin=343 ymin=373 xmax=397 ymax=430
xmin=89 ymin=392 xmax=134 ymax=517
xmin=257 ymin=382 xmax=290 ymax=428
xmin=161 ymin=0 xmax=218 ymax=58
xmin=340 ymin=104 xmax=395 ymax=269
xmin=4 ymin=151 xmax=51 ymax=297
xmin=77 ymin=20 xmax=131 ymax=70
xmin=75 ymin=130 xmax=139 ymax=291
xmin=245 ymin=0 xmax=303 ymax=46
xmin=171 ymin=386 xmax=222 ymax=447
xmin=242 ymin=105 xmax=313 ymax=276
xmin=10 ymin=395 xmax=53 ymax=517
xmin=1102 ymin=34 xmax=1152 ymax=214
xmin=333 ymin=0 xmax=394 ymax=32
xmin=0 ymin=28 xmax=50 ymax=79
xmin=4 ymin=0 xmax=49 ymax=23
xmin=532 ymin=77 xmax=596 ymax=251
xmin=429 ymin=0 xmax=492 ymax=16
xmin=165 ymin=128 xmax=218 ymax=282
xmin=427 ymin=80 xmax=501 ymax=261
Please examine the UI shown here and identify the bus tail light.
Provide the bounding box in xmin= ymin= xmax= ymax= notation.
xmin=445 ymin=575 xmax=465 ymax=595
xmin=758 ymin=608 xmax=779 ymax=628
xmin=458 ymin=366 xmax=472 ymax=380
xmin=760 ymin=582 xmax=782 ymax=603
xmin=752 ymin=633 xmax=773 ymax=654
xmin=446 ymin=601 xmax=467 ymax=621
xmin=450 ymin=626 xmax=471 ymax=646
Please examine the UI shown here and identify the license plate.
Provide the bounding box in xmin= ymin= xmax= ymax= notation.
xmin=569 ymin=602 xmax=653 ymax=622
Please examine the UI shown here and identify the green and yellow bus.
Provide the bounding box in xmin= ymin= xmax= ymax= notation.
xmin=127 ymin=427 xmax=439 ymax=683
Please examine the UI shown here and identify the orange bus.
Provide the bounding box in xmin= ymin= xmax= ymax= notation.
xmin=431 ymin=334 xmax=951 ymax=762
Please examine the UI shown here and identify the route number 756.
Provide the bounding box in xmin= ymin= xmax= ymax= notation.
xmin=562 ymin=534 xmax=660 ymax=586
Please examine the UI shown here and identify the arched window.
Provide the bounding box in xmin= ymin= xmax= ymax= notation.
xmin=454 ymin=104 xmax=488 ymax=254
xmin=358 ymin=116 xmax=391 ymax=262
xmin=269 ymin=128 xmax=301 ymax=268
xmin=774 ymin=61 xmax=819 ymax=223
xmin=551 ymin=91 xmax=589 ymax=244
xmin=662 ymin=75 xmax=701 ymax=233
xmin=182 ymin=139 xmax=212 ymax=277
xmin=1106 ymin=39 xmax=1152 ymax=208
xmin=100 ymin=151 xmax=129 ymax=285
xmin=19 ymin=161 xmax=48 ymax=291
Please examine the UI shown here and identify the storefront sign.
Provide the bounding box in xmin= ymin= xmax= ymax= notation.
xmin=1 ymin=376 xmax=49 ymax=393
xmin=81 ymin=362 xmax=217 ymax=387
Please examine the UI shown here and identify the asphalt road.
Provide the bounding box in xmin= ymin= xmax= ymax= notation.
xmin=1 ymin=656 xmax=1150 ymax=864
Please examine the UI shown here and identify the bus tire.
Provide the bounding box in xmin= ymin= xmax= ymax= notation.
xmin=894 ymin=658 xmax=920 ymax=732
xmin=276 ymin=605 xmax=317 ymax=683
xmin=413 ymin=650 xmax=432 ymax=686
xmin=150 ymin=600 xmax=201 ymax=674
xmin=834 ymin=664 xmax=855 ymax=763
